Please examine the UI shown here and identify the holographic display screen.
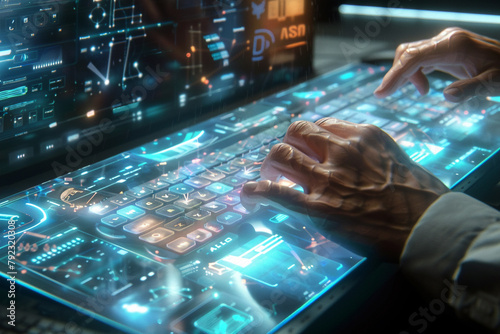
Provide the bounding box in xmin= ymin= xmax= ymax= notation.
xmin=0 ymin=0 xmax=313 ymax=182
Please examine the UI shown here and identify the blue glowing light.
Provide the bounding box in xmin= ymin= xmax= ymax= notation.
xmin=123 ymin=303 xmax=149 ymax=314
xmin=269 ymin=213 xmax=289 ymax=224
xmin=339 ymin=72 xmax=355 ymax=81
xmin=292 ymin=91 xmax=326 ymax=99
xmin=339 ymin=5 xmax=500 ymax=24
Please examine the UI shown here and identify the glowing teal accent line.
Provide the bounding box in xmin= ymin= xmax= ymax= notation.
xmin=339 ymin=72 xmax=355 ymax=80
xmin=451 ymin=147 xmax=500 ymax=190
xmin=3 ymin=203 xmax=47 ymax=238
xmin=339 ymin=5 xmax=500 ymax=24
xmin=0 ymin=214 xmax=19 ymax=220
xmin=292 ymin=91 xmax=325 ymax=99
xmin=0 ymin=86 xmax=28 ymax=101
xmin=25 ymin=203 xmax=47 ymax=222
xmin=487 ymin=96 xmax=500 ymax=103
xmin=148 ymin=131 xmax=204 ymax=156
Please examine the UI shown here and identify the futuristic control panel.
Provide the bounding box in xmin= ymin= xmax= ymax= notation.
xmin=2 ymin=63 xmax=500 ymax=333
xmin=0 ymin=0 xmax=313 ymax=179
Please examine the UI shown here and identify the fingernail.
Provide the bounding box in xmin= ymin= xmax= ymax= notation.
xmin=243 ymin=181 xmax=258 ymax=192
xmin=443 ymin=87 xmax=462 ymax=102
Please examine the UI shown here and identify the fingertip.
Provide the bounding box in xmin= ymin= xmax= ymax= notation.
xmin=443 ymin=87 xmax=465 ymax=103
xmin=373 ymin=86 xmax=387 ymax=99
xmin=242 ymin=181 xmax=258 ymax=194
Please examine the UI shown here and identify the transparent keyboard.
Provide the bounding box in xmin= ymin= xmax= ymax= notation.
xmin=2 ymin=63 xmax=500 ymax=334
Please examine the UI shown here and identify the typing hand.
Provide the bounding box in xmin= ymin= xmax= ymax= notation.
xmin=374 ymin=27 xmax=500 ymax=102
xmin=241 ymin=118 xmax=449 ymax=262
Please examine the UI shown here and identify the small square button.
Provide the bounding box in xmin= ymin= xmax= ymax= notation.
xmin=217 ymin=211 xmax=242 ymax=225
xmin=236 ymin=168 xmax=260 ymax=180
xmin=169 ymin=184 xmax=195 ymax=195
xmin=186 ymin=228 xmax=212 ymax=242
xmin=200 ymin=169 xmax=225 ymax=182
xmin=216 ymin=195 xmax=240 ymax=206
xmin=221 ymin=176 xmax=246 ymax=188
xmin=101 ymin=214 xmax=128 ymax=227
xmin=123 ymin=214 xmax=165 ymax=235
xmin=166 ymin=237 xmax=196 ymax=254
xmin=200 ymin=201 xmax=227 ymax=213
xmin=214 ymin=164 xmax=240 ymax=175
xmin=174 ymin=198 xmax=202 ymax=210
xmin=233 ymin=204 xmax=251 ymax=215
xmin=206 ymin=182 xmax=233 ymax=195
xmin=117 ymin=205 xmax=145 ymax=219
xmin=191 ymin=189 xmax=216 ymax=202
xmin=135 ymin=197 xmax=164 ymax=210
xmin=179 ymin=163 xmax=206 ymax=176
xmin=155 ymin=190 xmax=179 ymax=203
xmin=143 ymin=179 xmax=169 ymax=191
xmin=109 ymin=194 xmax=135 ymax=206
xmin=204 ymin=221 xmax=224 ymax=233
xmin=165 ymin=217 xmax=194 ymax=231
xmin=230 ymin=158 xmax=254 ymax=168
xmin=90 ymin=202 xmax=118 ymax=215
xmin=185 ymin=209 xmax=211 ymax=220
xmin=159 ymin=171 xmax=186 ymax=183
xmin=156 ymin=205 xmax=184 ymax=218
xmin=139 ymin=227 xmax=174 ymax=243
xmin=125 ymin=186 xmax=153 ymax=199
xmin=184 ymin=176 xmax=211 ymax=189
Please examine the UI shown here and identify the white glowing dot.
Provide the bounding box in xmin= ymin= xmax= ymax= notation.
xmin=104 ymin=79 xmax=110 ymax=85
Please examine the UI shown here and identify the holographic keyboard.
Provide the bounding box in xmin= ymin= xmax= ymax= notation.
xmin=2 ymin=63 xmax=500 ymax=334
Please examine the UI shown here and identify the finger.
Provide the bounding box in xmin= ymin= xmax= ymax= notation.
xmin=283 ymin=120 xmax=344 ymax=163
xmin=241 ymin=180 xmax=309 ymax=214
xmin=375 ymin=30 xmax=476 ymax=97
xmin=260 ymin=142 xmax=320 ymax=190
xmin=314 ymin=117 xmax=361 ymax=139
xmin=408 ymin=68 xmax=430 ymax=95
xmin=443 ymin=68 xmax=500 ymax=102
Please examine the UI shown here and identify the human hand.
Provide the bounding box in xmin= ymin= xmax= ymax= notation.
xmin=374 ymin=27 xmax=500 ymax=102
xmin=241 ymin=118 xmax=449 ymax=262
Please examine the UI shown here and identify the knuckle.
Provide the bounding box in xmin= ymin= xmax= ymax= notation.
xmin=447 ymin=29 xmax=473 ymax=46
xmin=268 ymin=142 xmax=293 ymax=160
xmin=314 ymin=117 xmax=331 ymax=127
xmin=287 ymin=120 xmax=311 ymax=137
xmin=359 ymin=123 xmax=380 ymax=138
xmin=396 ymin=43 xmax=408 ymax=54
xmin=442 ymin=27 xmax=461 ymax=34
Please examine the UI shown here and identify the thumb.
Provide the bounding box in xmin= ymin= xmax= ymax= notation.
xmin=241 ymin=180 xmax=308 ymax=214
xmin=443 ymin=68 xmax=500 ymax=102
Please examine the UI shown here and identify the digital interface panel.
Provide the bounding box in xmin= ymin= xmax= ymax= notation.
xmin=0 ymin=0 xmax=312 ymax=181
xmin=2 ymin=62 xmax=500 ymax=333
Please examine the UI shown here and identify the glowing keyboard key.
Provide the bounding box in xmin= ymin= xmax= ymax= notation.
xmin=186 ymin=228 xmax=212 ymax=242
xmin=167 ymin=237 xmax=196 ymax=253
xmin=206 ymin=182 xmax=233 ymax=195
xmin=139 ymin=227 xmax=174 ymax=243
xmin=217 ymin=211 xmax=242 ymax=225
xmin=116 ymin=205 xmax=145 ymax=219
xmin=123 ymin=214 xmax=165 ymax=235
